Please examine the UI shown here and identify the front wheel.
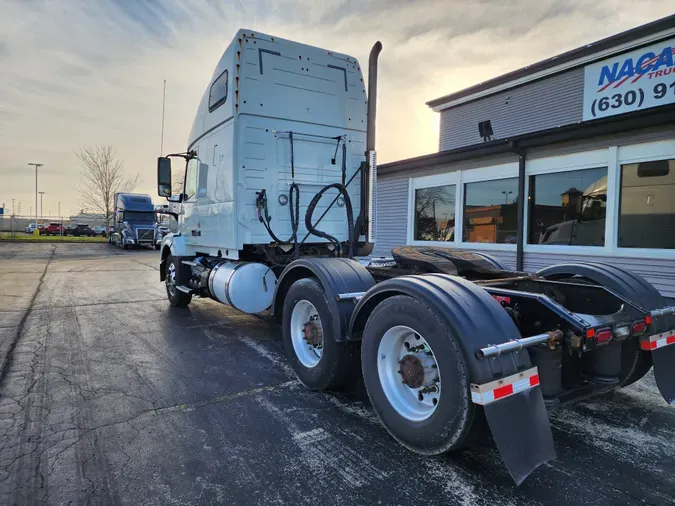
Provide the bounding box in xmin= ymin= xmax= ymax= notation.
xmin=362 ymin=295 xmax=480 ymax=455
xmin=281 ymin=278 xmax=360 ymax=390
xmin=165 ymin=254 xmax=191 ymax=307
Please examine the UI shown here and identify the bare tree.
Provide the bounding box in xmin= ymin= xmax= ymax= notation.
xmin=76 ymin=145 xmax=141 ymax=227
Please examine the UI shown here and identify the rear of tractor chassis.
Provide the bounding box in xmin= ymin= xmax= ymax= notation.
xmin=273 ymin=257 xmax=675 ymax=485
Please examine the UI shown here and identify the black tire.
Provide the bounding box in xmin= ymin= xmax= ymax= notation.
xmin=362 ymin=295 xmax=480 ymax=455
xmin=537 ymin=262 xmax=658 ymax=387
xmin=166 ymin=254 xmax=191 ymax=307
xmin=281 ymin=278 xmax=360 ymax=390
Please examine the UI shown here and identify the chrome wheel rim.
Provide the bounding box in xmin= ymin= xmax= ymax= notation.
xmin=167 ymin=263 xmax=176 ymax=297
xmin=290 ymin=300 xmax=323 ymax=368
xmin=377 ymin=325 xmax=441 ymax=422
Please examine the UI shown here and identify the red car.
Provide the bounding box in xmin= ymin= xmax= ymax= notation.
xmin=40 ymin=223 xmax=66 ymax=235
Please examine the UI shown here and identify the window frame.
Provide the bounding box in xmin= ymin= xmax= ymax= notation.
xmin=461 ymin=175 xmax=520 ymax=246
xmin=614 ymin=139 xmax=675 ymax=259
xmin=523 ymin=148 xmax=611 ymax=256
xmin=404 ymin=140 xmax=675 ymax=259
xmin=412 ymin=181 xmax=458 ymax=243
xmin=407 ymin=162 xmax=519 ymax=251
xmin=526 ymin=165 xmax=609 ymax=249
xmin=208 ymin=69 xmax=229 ymax=113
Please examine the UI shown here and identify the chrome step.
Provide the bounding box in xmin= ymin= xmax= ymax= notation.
xmin=176 ymin=285 xmax=193 ymax=294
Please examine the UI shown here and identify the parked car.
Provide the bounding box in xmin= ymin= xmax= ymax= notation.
xmin=92 ymin=225 xmax=107 ymax=237
xmin=41 ymin=223 xmax=66 ymax=236
xmin=24 ymin=223 xmax=39 ymax=234
xmin=71 ymin=224 xmax=96 ymax=237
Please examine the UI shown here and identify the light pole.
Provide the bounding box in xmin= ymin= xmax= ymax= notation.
xmin=12 ymin=198 xmax=15 ymax=216
xmin=39 ymin=191 xmax=46 ymax=221
xmin=502 ymin=190 xmax=513 ymax=205
xmin=28 ymin=163 xmax=43 ymax=228
xmin=58 ymin=201 xmax=61 ymax=219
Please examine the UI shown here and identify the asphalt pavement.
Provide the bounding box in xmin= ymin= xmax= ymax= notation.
xmin=0 ymin=242 xmax=674 ymax=505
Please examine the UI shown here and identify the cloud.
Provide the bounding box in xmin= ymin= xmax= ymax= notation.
xmin=0 ymin=0 xmax=672 ymax=217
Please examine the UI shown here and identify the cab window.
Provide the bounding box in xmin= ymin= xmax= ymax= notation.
xmin=184 ymin=156 xmax=199 ymax=201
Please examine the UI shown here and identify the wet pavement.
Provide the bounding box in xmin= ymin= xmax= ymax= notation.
xmin=0 ymin=242 xmax=674 ymax=505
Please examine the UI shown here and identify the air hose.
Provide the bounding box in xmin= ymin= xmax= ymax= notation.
xmin=256 ymin=183 xmax=300 ymax=252
xmin=304 ymin=183 xmax=354 ymax=259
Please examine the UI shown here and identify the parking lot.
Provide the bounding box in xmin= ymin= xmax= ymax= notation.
xmin=0 ymin=242 xmax=674 ymax=505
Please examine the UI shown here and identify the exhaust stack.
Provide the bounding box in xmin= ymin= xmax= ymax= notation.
xmin=357 ymin=41 xmax=382 ymax=256
xmin=366 ymin=41 xmax=382 ymax=152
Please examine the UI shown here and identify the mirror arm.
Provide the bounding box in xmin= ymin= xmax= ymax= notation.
xmin=166 ymin=150 xmax=197 ymax=160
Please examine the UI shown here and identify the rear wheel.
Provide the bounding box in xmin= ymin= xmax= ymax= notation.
xmin=362 ymin=295 xmax=479 ymax=454
xmin=281 ymin=278 xmax=360 ymax=390
xmin=166 ymin=254 xmax=191 ymax=307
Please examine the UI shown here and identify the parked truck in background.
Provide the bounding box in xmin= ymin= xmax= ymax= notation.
xmin=155 ymin=30 xmax=675 ymax=485
xmin=110 ymin=193 xmax=157 ymax=249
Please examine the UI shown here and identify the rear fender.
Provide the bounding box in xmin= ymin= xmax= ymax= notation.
xmin=538 ymin=262 xmax=675 ymax=402
xmin=272 ymin=258 xmax=375 ymax=341
xmin=348 ymin=274 xmax=556 ymax=484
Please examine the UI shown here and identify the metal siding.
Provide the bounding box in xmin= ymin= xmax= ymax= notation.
xmin=523 ymin=252 xmax=675 ymax=298
xmin=439 ymin=68 xmax=584 ymax=151
xmin=372 ymin=176 xmax=408 ymax=256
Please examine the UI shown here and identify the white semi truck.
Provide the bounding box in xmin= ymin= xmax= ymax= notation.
xmin=156 ymin=30 xmax=675 ymax=485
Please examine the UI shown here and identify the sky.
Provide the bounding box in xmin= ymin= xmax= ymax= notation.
xmin=0 ymin=0 xmax=673 ymax=218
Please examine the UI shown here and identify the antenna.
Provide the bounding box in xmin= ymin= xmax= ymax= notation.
xmin=160 ymin=79 xmax=167 ymax=156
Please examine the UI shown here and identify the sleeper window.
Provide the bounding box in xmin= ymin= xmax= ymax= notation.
xmin=209 ymin=70 xmax=228 ymax=112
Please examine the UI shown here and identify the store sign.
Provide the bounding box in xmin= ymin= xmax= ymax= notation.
xmin=583 ymin=38 xmax=675 ymax=121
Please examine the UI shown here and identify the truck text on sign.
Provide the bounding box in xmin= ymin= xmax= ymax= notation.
xmin=583 ymin=38 xmax=675 ymax=121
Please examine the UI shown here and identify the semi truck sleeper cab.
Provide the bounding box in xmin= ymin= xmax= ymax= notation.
xmin=156 ymin=29 xmax=675 ymax=485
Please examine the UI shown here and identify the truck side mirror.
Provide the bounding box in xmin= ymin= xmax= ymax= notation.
xmin=157 ymin=157 xmax=172 ymax=197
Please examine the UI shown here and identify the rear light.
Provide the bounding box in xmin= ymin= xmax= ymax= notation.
xmin=632 ymin=320 xmax=648 ymax=336
xmin=645 ymin=315 xmax=653 ymax=325
xmin=615 ymin=325 xmax=631 ymax=339
xmin=595 ymin=329 xmax=613 ymax=345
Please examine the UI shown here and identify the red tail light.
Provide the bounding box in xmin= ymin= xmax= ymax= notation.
xmin=632 ymin=320 xmax=648 ymax=335
xmin=595 ymin=329 xmax=613 ymax=345
xmin=645 ymin=315 xmax=653 ymax=324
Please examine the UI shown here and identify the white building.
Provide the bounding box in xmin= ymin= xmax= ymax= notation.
xmin=374 ymin=14 xmax=675 ymax=298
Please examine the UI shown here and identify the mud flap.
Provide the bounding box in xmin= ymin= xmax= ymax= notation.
xmin=484 ymin=388 xmax=556 ymax=485
xmin=651 ymin=345 xmax=675 ymax=405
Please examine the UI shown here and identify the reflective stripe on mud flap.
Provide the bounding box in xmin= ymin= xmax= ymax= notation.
xmin=476 ymin=365 xmax=555 ymax=485
xmin=470 ymin=367 xmax=540 ymax=405
xmin=640 ymin=330 xmax=675 ymax=351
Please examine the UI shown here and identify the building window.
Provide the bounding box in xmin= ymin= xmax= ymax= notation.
xmin=414 ymin=185 xmax=456 ymax=241
xmin=528 ymin=167 xmax=607 ymax=246
xmin=208 ymin=70 xmax=228 ymax=112
xmin=619 ymin=158 xmax=675 ymax=249
xmin=463 ymin=178 xmax=518 ymax=244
